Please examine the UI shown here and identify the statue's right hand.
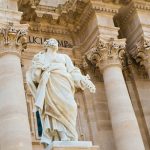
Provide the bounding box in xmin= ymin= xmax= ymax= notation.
xmin=32 ymin=61 xmax=45 ymax=70
xmin=41 ymin=70 xmax=50 ymax=84
xmin=81 ymin=75 xmax=96 ymax=93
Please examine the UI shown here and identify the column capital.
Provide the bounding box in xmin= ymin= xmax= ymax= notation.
xmin=97 ymin=36 xmax=126 ymax=71
xmin=136 ymin=36 xmax=150 ymax=70
xmin=84 ymin=36 xmax=126 ymax=72
xmin=0 ymin=22 xmax=28 ymax=58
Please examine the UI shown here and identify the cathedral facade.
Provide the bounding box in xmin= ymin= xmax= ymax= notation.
xmin=0 ymin=0 xmax=150 ymax=150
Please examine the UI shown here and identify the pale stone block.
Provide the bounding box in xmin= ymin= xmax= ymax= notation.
xmin=46 ymin=141 xmax=99 ymax=150
xmin=52 ymin=141 xmax=92 ymax=147
xmin=52 ymin=147 xmax=98 ymax=150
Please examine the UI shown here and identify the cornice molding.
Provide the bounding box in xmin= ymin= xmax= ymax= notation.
xmin=18 ymin=0 xmax=122 ymax=33
xmin=35 ymin=5 xmax=60 ymax=19
xmin=115 ymin=1 xmax=150 ymax=27
xmin=134 ymin=0 xmax=150 ymax=11
xmin=29 ymin=23 xmax=70 ymax=35
xmin=91 ymin=1 xmax=120 ymax=14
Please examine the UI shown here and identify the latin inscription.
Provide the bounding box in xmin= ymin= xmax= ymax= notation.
xmin=28 ymin=36 xmax=73 ymax=48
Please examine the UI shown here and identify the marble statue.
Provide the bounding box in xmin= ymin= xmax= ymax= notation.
xmin=26 ymin=38 xmax=96 ymax=147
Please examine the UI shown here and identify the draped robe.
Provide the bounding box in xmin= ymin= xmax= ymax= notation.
xmin=26 ymin=52 xmax=85 ymax=144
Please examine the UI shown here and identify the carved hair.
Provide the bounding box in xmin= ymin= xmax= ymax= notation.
xmin=44 ymin=38 xmax=58 ymax=52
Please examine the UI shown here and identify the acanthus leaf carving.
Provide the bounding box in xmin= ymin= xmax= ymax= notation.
xmin=84 ymin=36 xmax=126 ymax=71
xmin=0 ymin=22 xmax=28 ymax=57
xmin=97 ymin=36 xmax=126 ymax=63
xmin=136 ymin=36 xmax=150 ymax=70
xmin=16 ymin=29 xmax=28 ymax=50
xmin=85 ymin=47 xmax=100 ymax=66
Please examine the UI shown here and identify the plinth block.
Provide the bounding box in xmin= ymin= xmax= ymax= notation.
xmin=47 ymin=141 xmax=99 ymax=150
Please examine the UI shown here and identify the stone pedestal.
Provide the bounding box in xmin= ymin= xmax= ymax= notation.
xmin=52 ymin=147 xmax=98 ymax=150
xmin=46 ymin=141 xmax=99 ymax=150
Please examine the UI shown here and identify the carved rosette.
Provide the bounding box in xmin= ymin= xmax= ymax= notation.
xmin=97 ymin=36 xmax=126 ymax=72
xmin=136 ymin=37 xmax=150 ymax=71
xmin=0 ymin=22 xmax=28 ymax=57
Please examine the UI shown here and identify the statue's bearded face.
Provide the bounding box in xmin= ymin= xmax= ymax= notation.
xmin=44 ymin=38 xmax=58 ymax=51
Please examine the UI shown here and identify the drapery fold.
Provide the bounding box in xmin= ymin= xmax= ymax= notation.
xmin=26 ymin=53 xmax=79 ymax=142
xmin=26 ymin=52 xmax=95 ymax=144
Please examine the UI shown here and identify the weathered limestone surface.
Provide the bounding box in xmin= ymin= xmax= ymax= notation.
xmin=98 ymin=37 xmax=145 ymax=150
xmin=10 ymin=0 xmax=150 ymax=150
xmin=48 ymin=141 xmax=99 ymax=150
xmin=0 ymin=54 xmax=32 ymax=150
xmin=103 ymin=66 xmax=145 ymax=150
xmin=52 ymin=147 xmax=98 ymax=150
xmin=0 ymin=0 xmax=32 ymax=150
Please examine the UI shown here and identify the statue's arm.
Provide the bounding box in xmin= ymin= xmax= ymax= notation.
xmin=64 ymin=54 xmax=96 ymax=93
xmin=31 ymin=68 xmax=42 ymax=83
xmin=26 ymin=54 xmax=43 ymax=98
xmin=30 ymin=52 xmax=44 ymax=83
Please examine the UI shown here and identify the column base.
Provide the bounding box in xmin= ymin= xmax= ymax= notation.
xmin=46 ymin=141 xmax=99 ymax=150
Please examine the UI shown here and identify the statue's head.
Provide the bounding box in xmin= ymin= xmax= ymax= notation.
xmin=44 ymin=38 xmax=58 ymax=52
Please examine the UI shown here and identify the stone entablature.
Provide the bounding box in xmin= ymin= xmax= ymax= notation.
xmin=114 ymin=0 xmax=150 ymax=79
xmin=28 ymin=23 xmax=70 ymax=35
xmin=91 ymin=1 xmax=119 ymax=14
xmin=115 ymin=1 xmax=150 ymax=28
xmin=18 ymin=0 xmax=121 ymax=34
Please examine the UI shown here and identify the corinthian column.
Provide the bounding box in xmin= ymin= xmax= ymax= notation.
xmin=97 ymin=37 xmax=145 ymax=150
xmin=0 ymin=23 xmax=32 ymax=150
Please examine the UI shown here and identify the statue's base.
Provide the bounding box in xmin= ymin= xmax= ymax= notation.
xmin=46 ymin=141 xmax=99 ymax=150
